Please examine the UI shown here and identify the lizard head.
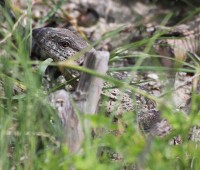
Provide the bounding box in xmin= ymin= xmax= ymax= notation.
xmin=32 ymin=27 xmax=89 ymax=64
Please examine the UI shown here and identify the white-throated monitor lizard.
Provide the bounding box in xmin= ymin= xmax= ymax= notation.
xmin=32 ymin=15 xmax=200 ymax=136
xmin=31 ymin=27 xmax=168 ymax=136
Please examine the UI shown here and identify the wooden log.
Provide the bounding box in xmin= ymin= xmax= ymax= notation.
xmin=50 ymin=51 xmax=109 ymax=153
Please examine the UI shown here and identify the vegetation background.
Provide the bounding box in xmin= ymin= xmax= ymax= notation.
xmin=0 ymin=0 xmax=200 ymax=169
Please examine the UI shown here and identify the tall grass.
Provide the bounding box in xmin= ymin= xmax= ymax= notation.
xmin=0 ymin=1 xmax=200 ymax=170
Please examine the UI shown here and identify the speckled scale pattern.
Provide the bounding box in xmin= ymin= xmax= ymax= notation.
xmin=102 ymin=86 xmax=135 ymax=116
xmin=100 ymin=71 xmax=162 ymax=133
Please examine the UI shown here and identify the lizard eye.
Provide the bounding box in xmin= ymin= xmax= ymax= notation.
xmin=59 ymin=41 xmax=70 ymax=47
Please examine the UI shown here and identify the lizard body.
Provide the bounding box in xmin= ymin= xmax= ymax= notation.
xmin=31 ymin=19 xmax=200 ymax=137
xmin=31 ymin=27 xmax=165 ymax=136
